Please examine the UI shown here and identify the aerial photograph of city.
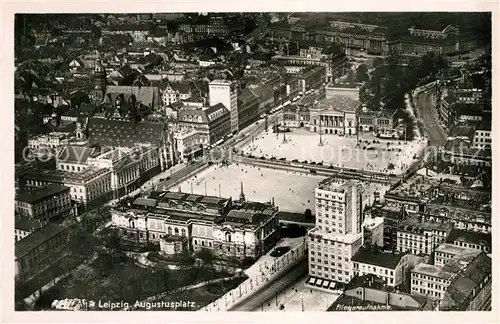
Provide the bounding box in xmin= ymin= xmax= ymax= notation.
xmin=12 ymin=12 xmax=492 ymax=313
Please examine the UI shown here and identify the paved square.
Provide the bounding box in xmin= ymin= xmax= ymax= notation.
xmin=240 ymin=128 xmax=425 ymax=176
xmin=177 ymin=164 xmax=326 ymax=213
xmin=176 ymin=164 xmax=390 ymax=214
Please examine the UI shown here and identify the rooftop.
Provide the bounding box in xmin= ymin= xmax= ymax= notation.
xmin=385 ymin=174 xmax=436 ymax=201
xmin=315 ymin=95 xmax=360 ymax=114
xmin=446 ymin=229 xmax=491 ymax=247
xmin=148 ymin=191 xmax=230 ymax=207
xmin=317 ymin=177 xmax=360 ymax=192
xmin=442 ymin=253 xmax=491 ymax=311
xmin=399 ymin=217 xmax=452 ymax=233
xmin=412 ymin=263 xmax=456 ymax=280
xmin=15 ymin=216 xmax=43 ymax=232
xmin=57 ymin=145 xmax=98 ymax=164
xmin=15 ymin=223 xmax=68 ymax=258
xmin=326 ymin=82 xmax=363 ymax=89
xmin=15 ymin=184 xmax=70 ymax=204
xmin=87 ymin=118 xmax=164 ymax=147
xmin=352 ymin=247 xmax=406 ymax=269
xmin=435 ymin=243 xmax=479 ymax=256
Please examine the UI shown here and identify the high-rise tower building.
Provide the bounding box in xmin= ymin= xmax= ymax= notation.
xmin=209 ymin=79 xmax=238 ymax=133
xmin=307 ymin=178 xmax=364 ymax=288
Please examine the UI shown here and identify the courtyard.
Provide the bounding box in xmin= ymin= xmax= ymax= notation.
xmin=239 ymin=128 xmax=425 ymax=176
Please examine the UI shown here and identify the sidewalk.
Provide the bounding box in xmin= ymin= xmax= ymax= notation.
xmin=140 ymin=162 xmax=188 ymax=192
xmin=259 ymin=277 xmax=340 ymax=312
xmin=200 ymin=238 xmax=307 ymax=311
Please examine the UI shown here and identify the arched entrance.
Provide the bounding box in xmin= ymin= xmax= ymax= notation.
xmin=348 ymin=129 xmax=352 ymax=135
xmin=334 ymin=129 xmax=338 ymax=135
xmin=369 ymin=126 xmax=373 ymax=132
xmin=300 ymin=122 xmax=304 ymax=127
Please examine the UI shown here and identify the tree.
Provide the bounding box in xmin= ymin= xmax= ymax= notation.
xmin=67 ymin=225 xmax=96 ymax=262
xmin=72 ymin=265 xmax=98 ymax=310
xmin=372 ymin=57 xmax=384 ymax=68
xmin=304 ymin=208 xmax=313 ymax=220
xmin=356 ymin=64 xmax=369 ymax=82
xmin=152 ymin=267 xmax=172 ymax=300
xmin=196 ymin=248 xmax=215 ymax=267
xmin=346 ymin=69 xmax=356 ymax=82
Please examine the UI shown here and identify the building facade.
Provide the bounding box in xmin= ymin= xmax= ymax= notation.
xmin=352 ymin=247 xmax=425 ymax=287
xmin=111 ymin=191 xmax=280 ymax=260
xmin=15 ymin=223 xmax=69 ymax=281
xmin=209 ymin=80 xmax=239 ymax=133
xmin=307 ymin=179 xmax=364 ymax=286
xmin=396 ymin=217 xmax=452 ymax=255
xmin=15 ymin=184 xmax=73 ymax=223
xmin=309 ymin=96 xmax=359 ymax=136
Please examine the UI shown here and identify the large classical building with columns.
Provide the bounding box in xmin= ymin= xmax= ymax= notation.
xmin=111 ymin=188 xmax=280 ymax=260
xmin=309 ymin=96 xmax=359 ymax=136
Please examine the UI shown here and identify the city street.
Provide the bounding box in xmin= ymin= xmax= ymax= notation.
xmin=415 ymin=91 xmax=447 ymax=147
xmin=229 ymin=260 xmax=309 ymax=311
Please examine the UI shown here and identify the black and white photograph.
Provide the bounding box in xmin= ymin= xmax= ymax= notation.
xmin=2 ymin=4 xmax=497 ymax=321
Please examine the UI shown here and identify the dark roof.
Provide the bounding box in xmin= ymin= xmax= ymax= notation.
xmin=87 ymin=118 xmax=164 ymax=147
xmin=15 ymin=223 xmax=68 ymax=258
xmin=476 ymin=121 xmax=491 ymax=131
xmin=15 ymin=184 xmax=70 ymax=204
xmin=351 ymin=247 xmax=406 ymax=269
xmin=105 ymin=85 xmax=159 ymax=108
xmin=57 ymin=145 xmax=97 ymax=164
xmin=148 ymin=191 xmax=230 ymax=207
xmin=169 ymin=82 xmax=192 ymax=93
xmin=446 ymin=229 xmax=492 ymax=247
xmin=443 ymin=253 xmax=491 ymax=310
xmin=15 ymin=216 xmax=43 ymax=232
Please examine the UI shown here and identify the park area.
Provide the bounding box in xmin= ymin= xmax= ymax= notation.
xmin=239 ymin=128 xmax=425 ymax=176
xmin=30 ymin=225 xmax=247 ymax=311
xmin=177 ymin=163 xmax=325 ymax=213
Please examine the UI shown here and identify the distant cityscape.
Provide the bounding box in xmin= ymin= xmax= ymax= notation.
xmin=14 ymin=12 xmax=491 ymax=312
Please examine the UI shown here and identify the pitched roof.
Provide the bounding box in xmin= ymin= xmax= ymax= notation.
xmin=15 ymin=223 xmax=68 ymax=258
xmin=87 ymin=118 xmax=164 ymax=147
xmin=57 ymin=145 xmax=96 ymax=164
xmin=105 ymin=85 xmax=159 ymax=108
xmin=351 ymin=247 xmax=406 ymax=269
xmin=446 ymin=229 xmax=491 ymax=248
xmin=316 ymin=96 xmax=359 ymax=114
xmin=15 ymin=184 xmax=70 ymax=204
xmin=15 ymin=216 xmax=44 ymax=232
xmin=443 ymin=253 xmax=491 ymax=310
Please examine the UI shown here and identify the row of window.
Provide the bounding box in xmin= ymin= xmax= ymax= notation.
xmin=316 ymin=193 xmax=344 ymax=200
xmin=412 ymin=286 xmax=442 ymax=298
xmin=412 ymin=273 xmax=448 ymax=283
xmin=310 ymin=270 xmax=349 ymax=282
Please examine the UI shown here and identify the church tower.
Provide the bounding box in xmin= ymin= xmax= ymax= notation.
xmin=93 ymin=54 xmax=107 ymax=102
xmin=76 ymin=118 xmax=87 ymax=141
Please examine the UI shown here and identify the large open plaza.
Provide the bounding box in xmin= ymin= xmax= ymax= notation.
xmin=177 ymin=164 xmax=325 ymax=213
xmin=175 ymin=163 xmax=390 ymax=214
xmin=239 ymin=128 xmax=425 ymax=176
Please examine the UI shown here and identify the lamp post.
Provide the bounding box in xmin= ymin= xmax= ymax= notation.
xmin=318 ymin=116 xmax=324 ymax=146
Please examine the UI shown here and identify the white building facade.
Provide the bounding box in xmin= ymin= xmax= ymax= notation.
xmin=307 ymin=179 xmax=364 ymax=288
